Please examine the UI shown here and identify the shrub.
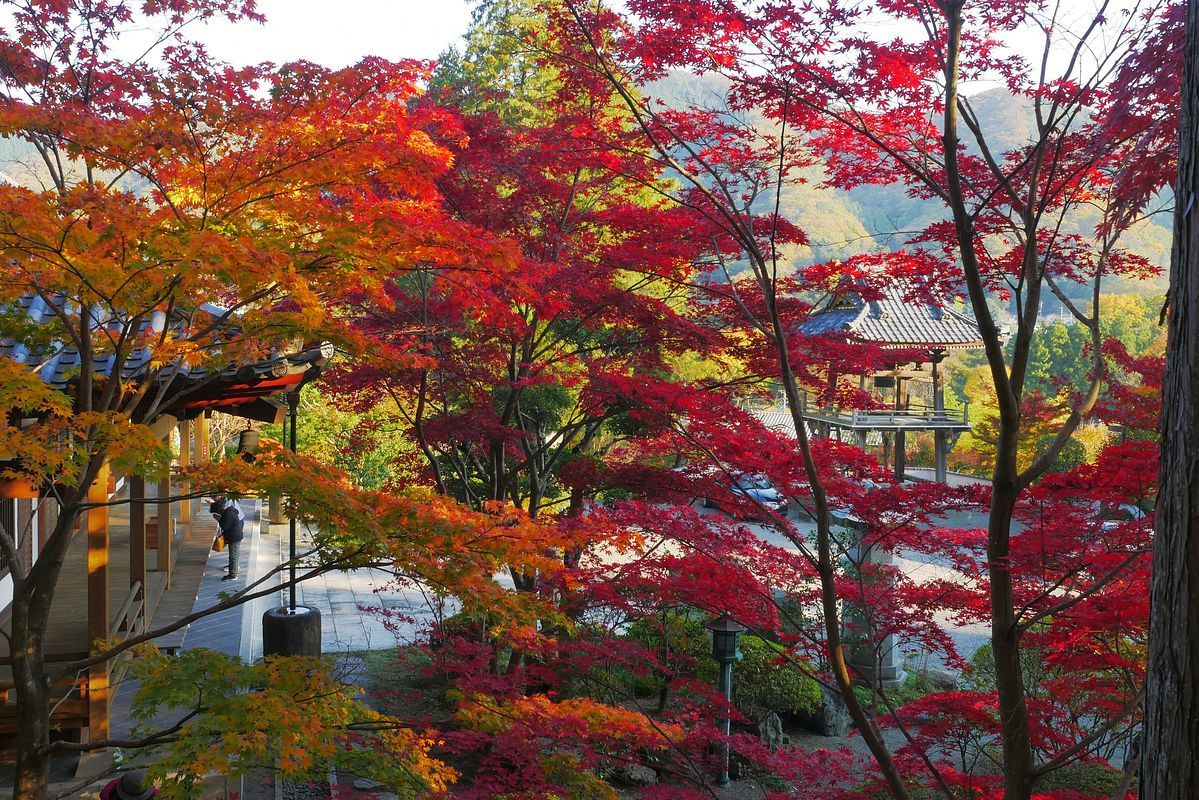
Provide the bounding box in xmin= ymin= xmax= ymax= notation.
xmin=622 ymin=612 xmax=820 ymax=719
xmin=734 ymin=636 xmax=821 ymax=718
xmin=625 ymin=611 xmax=714 ymax=699
xmin=1034 ymin=762 xmax=1130 ymax=794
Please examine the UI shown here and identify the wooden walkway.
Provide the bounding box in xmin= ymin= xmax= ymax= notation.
xmin=0 ymin=493 xmax=212 ymax=675
xmin=150 ymin=513 xmax=218 ymax=652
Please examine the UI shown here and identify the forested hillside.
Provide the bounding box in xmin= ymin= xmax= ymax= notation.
xmin=650 ymin=71 xmax=1174 ymax=296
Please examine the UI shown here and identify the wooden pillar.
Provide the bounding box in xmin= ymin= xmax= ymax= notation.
xmin=129 ymin=476 xmax=146 ymax=627
xmin=932 ymin=352 xmax=948 ymax=482
xmin=177 ymin=420 xmax=191 ymax=526
xmin=195 ymin=413 xmax=210 ymax=464
xmin=856 ymin=430 xmax=868 ymax=452
xmin=894 ymin=377 xmax=908 ymax=481
xmin=934 ymin=433 xmax=948 ymax=482
xmin=156 ymin=476 xmax=172 ymax=585
xmin=86 ymin=463 xmax=110 ymax=741
xmin=931 ymin=353 xmax=945 ymax=416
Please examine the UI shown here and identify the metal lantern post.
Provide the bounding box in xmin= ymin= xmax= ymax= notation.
xmin=287 ymin=391 xmax=298 ymax=610
xmin=706 ymin=614 xmax=747 ymax=787
xmin=261 ymin=388 xmax=322 ymax=657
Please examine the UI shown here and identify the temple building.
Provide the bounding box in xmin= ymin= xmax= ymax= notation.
xmin=757 ymin=284 xmax=985 ymax=482
xmin=0 ymin=295 xmax=330 ymax=757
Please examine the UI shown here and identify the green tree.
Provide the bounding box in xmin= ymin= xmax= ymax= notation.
xmin=265 ymin=388 xmax=419 ymax=491
xmin=430 ymin=0 xmax=558 ymax=124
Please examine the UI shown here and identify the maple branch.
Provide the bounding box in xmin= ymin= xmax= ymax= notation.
xmin=1016 ymin=547 xmax=1149 ymax=634
xmin=955 ymin=97 xmax=1032 ymax=215
xmin=560 ymin=1 xmax=765 ymax=259
xmin=1031 ymin=688 xmax=1143 ymax=778
xmin=874 ymin=683 xmax=957 ymax=800
xmin=722 ymin=13 xmax=951 ymax=204
xmin=1016 ymin=305 xmax=1105 ymax=489
xmin=940 ymin=16 xmax=1015 ymax=426
xmin=45 ymin=706 xmax=203 ymax=755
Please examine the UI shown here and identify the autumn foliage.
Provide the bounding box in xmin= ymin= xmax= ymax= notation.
xmin=0 ymin=0 xmax=1179 ymax=799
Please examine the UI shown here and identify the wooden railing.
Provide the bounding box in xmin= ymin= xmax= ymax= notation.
xmin=794 ymin=393 xmax=970 ymax=429
xmin=112 ymin=580 xmax=144 ymax=636
xmin=0 ymin=580 xmax=145 ymax=747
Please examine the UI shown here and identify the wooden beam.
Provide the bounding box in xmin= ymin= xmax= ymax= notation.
xmin=129 ymin=476 xmax=146 ymax=628
xmin=86 ymin=463 xmax=110 ymax=742
xmin=147 ymin=413 xmax=179 ymax=440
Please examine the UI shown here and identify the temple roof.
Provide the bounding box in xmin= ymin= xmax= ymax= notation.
xmin=801 ymin=285 xmax=984 ymax=349
xmin=2 ymin=293 xmax=331 ymax=423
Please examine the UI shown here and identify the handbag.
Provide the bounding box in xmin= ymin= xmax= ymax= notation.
xmin=212 ymin=533 xmax=225 ymax=552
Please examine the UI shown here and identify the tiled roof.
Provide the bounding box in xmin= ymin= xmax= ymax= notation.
xmin=800 ymin=285 xmax=983 ymax=349
xmin=1 ymin=293 xmax=331 ymax=411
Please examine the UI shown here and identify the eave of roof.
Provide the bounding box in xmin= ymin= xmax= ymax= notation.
xmin=799 ymin=286 xmax=984 ymax=349
xmin=2 ymin=294 xmax=334 ymax=421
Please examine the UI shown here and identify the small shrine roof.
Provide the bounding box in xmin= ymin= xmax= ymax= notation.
xmin=801 ymin=285 xmax=984 ymax=349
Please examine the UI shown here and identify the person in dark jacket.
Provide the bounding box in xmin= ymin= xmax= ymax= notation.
xmin=210 ymin=498 xmax=245 ymax=580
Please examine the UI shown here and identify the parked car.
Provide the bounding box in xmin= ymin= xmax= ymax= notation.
xmin=1094 ymin=501 xmax=1149 ymax=531
xmin=702 ymin=473 xmax=788 ymax=517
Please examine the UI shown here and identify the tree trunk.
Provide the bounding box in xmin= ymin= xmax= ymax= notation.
xmin=9 ymin=500 xmax=83 ymax=800
xmin=1143 ymin=0 xmax=1199 ymax=792
xmin=11 ymin=592 xmax=51 ymax=800
xmin=989 ymin=455 xmax=1035 ymax=799
xmin=770 ymin=311 xmax=912 ymax=800
xmin=941 ymin=5 xmax=1036 ymax=795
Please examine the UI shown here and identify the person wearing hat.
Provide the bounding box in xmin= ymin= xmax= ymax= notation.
xmin=100 ymin=770 xmax=158 ymax=800
xmin=211 ymin=495 xmax=245 ymax=524
xmin=210 ymin=497 xmax=245 ymax=581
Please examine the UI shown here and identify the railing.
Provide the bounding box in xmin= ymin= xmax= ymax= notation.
xmin=760 ymin=392 xmax=973 ymax=429
xmin=0 ymin=581 xmax=145 ymax=746
xmin=111 ymin=580 xmax=144 ymax=636
xmin=811 ymin=405 xmax=970 ymax=427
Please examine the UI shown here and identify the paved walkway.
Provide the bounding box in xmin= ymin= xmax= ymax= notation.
xmin=108 ymin=496 xmax=455 ymax=741
xmin=905 ymin=467 xmax=992 ymax=487
xmin=244 ymin=517 xmax=450 ymax=660
xmin=71 ymin=500 xmax=447 ymax=798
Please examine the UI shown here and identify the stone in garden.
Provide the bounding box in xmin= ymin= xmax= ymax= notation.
xmin=815 ymin=686 xmax=853 ymax=737
xmin=757 ymin=711 xmax=789 ymax=750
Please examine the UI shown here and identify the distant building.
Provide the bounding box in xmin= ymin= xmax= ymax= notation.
xmin=756 ymin=283 xmax=984 ymax=482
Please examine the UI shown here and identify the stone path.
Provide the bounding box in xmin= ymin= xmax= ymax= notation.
xmin=67 ymin=500 xmax=452 ymax=798
xmin=245 ymin=518 xmax=452 ymax=660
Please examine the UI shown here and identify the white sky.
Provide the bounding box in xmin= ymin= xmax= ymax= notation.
xmin=189 ymin=1 xmax=473 ymax=67
xmin=107 ymin=0 xmax=1142 ymax=87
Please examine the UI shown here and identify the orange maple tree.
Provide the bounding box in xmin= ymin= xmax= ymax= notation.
xmin=0 ymin=3 xmax=539 ymax=798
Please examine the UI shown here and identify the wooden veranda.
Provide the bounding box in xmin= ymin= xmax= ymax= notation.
xmin=0 ymin=416 xmax=217 ymax=755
